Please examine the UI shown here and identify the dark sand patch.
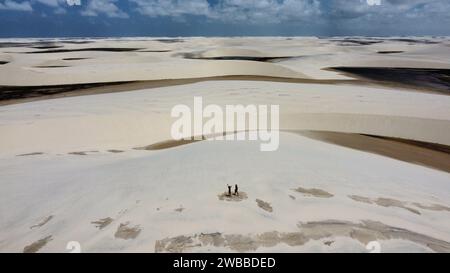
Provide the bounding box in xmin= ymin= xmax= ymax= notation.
xmin=365 ymin=134 xmax=450 ymax=154
xmin=25 ymin=48 xmax=143 ymax=54
xmin=114 ymin=222 xmax=141 ymax=240
xmin=199 ymin=232 xmax=226 ymax=247
xmin=33 ymin=66 xmax=70 ymax=68
xmin=60 ymin=40 xmax=93 ymax=44
xmin=223 ymin=234 xmax=260 ymax=251
xmin=293 ymin=187 xmax=334 ymax=198
xmin=390 ymin=38 xmax=440 ymax=45
xmin=23 ymin=236 xmax=52 ymax=253
xmin=17 ymin=152 xmax=44 ymax=157
xmin=256 ymin=199 xmax=273 ymax=212
xmin=0 ymin=61 xmax=9 ymax=65
xmin=62 ymin=58 xmax=90 ymax=61
xmin=175 ymin=206 xmax=185 ymax=213
xmin=329 ymin=67 xmax=450 ymax=94
xmin=118 ymin=209 xmax=128 ymax=216
xmin=68 ymin=151 xmax=98 ymax=156
xmin=298 ymin=131 xmax=450 ymax=173
xmin=91 ymin=217 xmax=113 ymax=230
xmin=348 ymin=195 xmax=373 ymax=204
xmin=256 ymin=231 xmax=283 ymax=248
xmin=332 ymin=39 xmax=384 ymax=46
xmin=135 ymin=139 xmax=202 ymax=151
xmin=348 ymin=195 xmax=421 ymax=215
xmin=108 ymin=149 xmax=124 ymax=153
xmin=182 ymin=53 xmax=297 ymax=63
xmin=31 ymin=45 xmax=63 ymax=49
xmin=299 ymin=220 xmax=450 ymax=252
xmin=156 ymin=39 xmax=184 ymax=43
xmin=0 ymin=41 xmax=63 ymax=48
xmin=30 ymin=215 xmax=53 ymax=229
xmin=374 ymin=198 xmax=421 ymax=215
xmin=218 ymin=192 xmax=248 ymax=202
xmin=155 ymin=231 xmax=283 ymax=252
xmin=289 ymin=195 xmax=296 ymax=200
xmin=155 ymin=220 xmax=450 ymax=252
xmin=155 ymin=235 xmax=197 ymax=253
xmin=413 ymin=203 xmax=450 ymax=212
xmin=69 ymin=152 xmax=88 ymax=156
xmin=138 ymin=50 xmax=171 ymax=53
xmin=377 ymin=51 xmax=404 ymax=54
xmin=0 ymin=42 xmax=32 ymax=48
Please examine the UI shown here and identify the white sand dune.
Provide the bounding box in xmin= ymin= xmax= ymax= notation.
xmin=3 ymin=59 xmax=309 ymax=86
xmin=0 ymin=81 xmax=449 ymax=156
xmin=0 ymin=37 xmax=449 ymax=253
xmin=1 ymin=132 xmax=449 ymax=253
xmin=1 ymin=37 xmax=450 ymax=85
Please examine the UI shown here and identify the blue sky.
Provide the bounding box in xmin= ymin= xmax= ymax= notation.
xmin=1 ymin=0 xmax=450 ymax=37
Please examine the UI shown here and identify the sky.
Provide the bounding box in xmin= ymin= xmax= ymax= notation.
xmin=1 ymin=0 xmax=450 ymax=37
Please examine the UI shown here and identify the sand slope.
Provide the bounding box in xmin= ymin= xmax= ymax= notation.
xmin=1 ymin=37 xmax=450 ymax=253
xmin=1 ymin=132 xmax=449 ymax=253
xmin=0 ymin=80 xmax=449 ymax=156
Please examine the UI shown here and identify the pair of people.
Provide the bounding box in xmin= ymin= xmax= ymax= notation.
xmin=227 ymin=184 xmax=239 ymax=196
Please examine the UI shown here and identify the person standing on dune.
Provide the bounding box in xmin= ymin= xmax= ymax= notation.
xmin=234 ymin=184 xmax=239 ymax=196
xmin=227 ymin=184 xmax=232 ymax=196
